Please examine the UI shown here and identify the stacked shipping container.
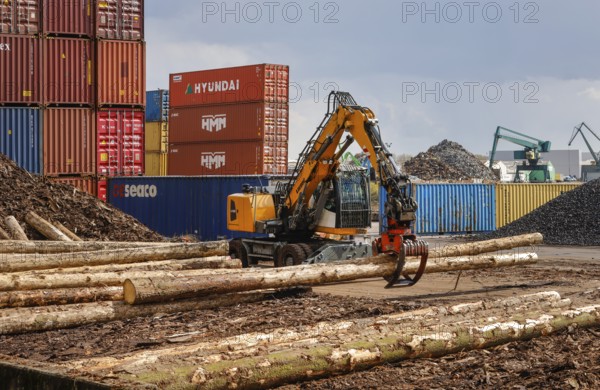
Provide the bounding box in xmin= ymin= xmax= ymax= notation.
xmin=145 ymin=89 xmax=168 ymax=176
xmin=168 ymin=64 xmax=289 ymax=176
xmin=0 ymin=0 xmax=146 ymax=201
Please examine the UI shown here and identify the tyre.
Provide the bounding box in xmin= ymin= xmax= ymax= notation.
xmin=297 ymin=243 xmax=313 ymax=259
xmin=276 ymin=244 xmax=306 ymax=267
xmin=228 ymin=239 xmax=249 ymax=268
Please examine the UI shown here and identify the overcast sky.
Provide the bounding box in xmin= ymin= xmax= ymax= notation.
xmin=146 ymin=1 xmax=600 ymax=159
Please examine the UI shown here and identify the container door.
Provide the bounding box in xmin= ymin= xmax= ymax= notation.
xmin=97 ymin=111 xmax=121 ymax=177
xmin=121 ymin=110 xmax=144 ymax=176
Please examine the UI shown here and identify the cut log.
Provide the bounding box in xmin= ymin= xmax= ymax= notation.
xmin=124 ymin=252 xmax=538 ymax=305
xmin=52 ymin=222 xmax=82 ymax=242
xmin=4 ymin=216 xmax=28 ymax=241
xmin=0 ymin=227 xmax=10 ymax=240
xmin=65 ymin=291 xmax=569 ymax=374
xmin=0 ymin=289 xmax=307 ymax=335
xmin=0 ymin=258 xmax=241 ymax=292
xmin=0 ymin=241 xmax=229 ymax=273
xmin=427 ymin=232 xmax=543 ymax=259
xmin=0 ymin=240 xmax=176 ymax=254
xmin=0 ymin=287 xmax=123 ymax=309
xmin=182 ymin=304 xmax=600 ymax=390
xmin=25 ymin=212 xmax=72 ymax=242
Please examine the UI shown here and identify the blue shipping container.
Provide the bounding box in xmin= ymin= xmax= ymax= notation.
xmin=380 ymin=184 xmax=496 ymax=235
xmin=108 ymin=176 xmax=279 ymax=241
xmin=0 ymin=108 xmax=42 ymax=174
xmin=146 ymin=90 xmax=169 ymax=123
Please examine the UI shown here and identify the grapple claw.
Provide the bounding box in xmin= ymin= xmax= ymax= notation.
xmin=385 ymin=240 xmax=429 ymax=288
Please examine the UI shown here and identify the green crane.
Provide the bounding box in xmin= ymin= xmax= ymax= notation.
xmin=489 ymin=126 xmax=554 ymax=183
xmin=568 ymin=122 xmax=600 ymax=181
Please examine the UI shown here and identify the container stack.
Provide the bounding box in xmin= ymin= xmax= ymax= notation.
xmin=145 ymin=89 xmax=169 ymax=176
xmin=0 ymin=0 xmax=146 ymax=201
xmin=168 ymin=64 xmax=289 ymax=176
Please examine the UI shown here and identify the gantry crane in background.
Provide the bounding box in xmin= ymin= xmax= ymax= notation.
xmin=569 ymin=122 xmax=600 ymax=182
xmin=489 ymin=126 xmax=555 ymax=183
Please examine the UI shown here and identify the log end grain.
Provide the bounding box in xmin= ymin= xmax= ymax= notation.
xmin=123 ymin=279 xmax=136 ymax=305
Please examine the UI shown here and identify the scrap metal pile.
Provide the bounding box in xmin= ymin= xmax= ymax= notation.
xmin=0 ymin=153 xmax=161 ymax=242
xmin=404 ymin=140 xmax=497 ymax=181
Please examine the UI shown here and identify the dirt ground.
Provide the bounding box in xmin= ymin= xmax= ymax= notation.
xmin=1 ymin=237 xmax=599 ymax=388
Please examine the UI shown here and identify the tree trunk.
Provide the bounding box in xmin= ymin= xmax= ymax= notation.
xmin=0 ymin=290 xmax=301 ymax=335
xmin=0 ymin=241 xmax=229 ymax=273
xmin=0 ymin=240 xmax=176 ymax=254
xmin=0 ymin=287 xmax=123 ymax=309
xmin=52 ymin=222 xmax=82 ymax=242
xmin=124 ymin=252 xmax=538 ymax=305
xmin=0 ymin=257 xmax=241 ymax=292
xmin=4 ymin=216 xmax=28 ymax=241
xmin=25 ymin=212 xmax=72 ymax=242
xmin=0 ymin=227 xmax=10 ymax=240
xmin=64 ymin=291 xmax=568 ymax=374
xmin=187 ymin=304 xmax=600 ymax=390
xmin=427 ymin=233 xmax=543 ymax=259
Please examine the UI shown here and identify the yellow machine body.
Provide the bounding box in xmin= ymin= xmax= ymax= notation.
xmin=228 ymin=193 xmax=277 ymax=233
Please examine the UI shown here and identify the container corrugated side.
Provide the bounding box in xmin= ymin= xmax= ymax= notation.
xmin=95 ymin=0 xmax=144 ymax=40
xmin=145 ymin=121 xmax=168 ymax=153
xmin=97 ymin=109 xmax=144 ymax=177
xmin=496 ymin=183 xmax=582 ymax=228
xmin=43 ymin=108 xmax=96 ymax=176
xmin=169 ymin=64 xmax=289 ymax=107
xmin=42 ymin=37 xmax=94 ymax=106
xmin=0 ymin=1 xmax=40 ymax=34
xmin=48 ymin=176 xmax=97 ymax=197
xmin=108 ymin=176 xmax=278 ymax=240
xmin=0 ymin=35 xmax=41 ymax=105
xmin=146 ymin=90 xmax=169 ymax=122
xmin=168 ymin=141 xmax=287 ymax=176
xmin=96 ymin=40 xmax=146 ymax=107
xmin=0 ymin=107 xmax=41 ymax=174
xmin=144 ymin=151 xmax=167 ymax=176
xmin=43 ymin=0 xmax=93 ymax=37
xmin=415 ymin=184 xmax=496 ymax=235
xmin=169 ymin=102 xmax=289 ymax=144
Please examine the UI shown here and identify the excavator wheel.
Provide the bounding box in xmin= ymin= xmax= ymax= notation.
xmin=297 ymin=243 xmax=314 ymax=259
xmin=228 ymin=239 xmax=249 ymax=268
xmin=276 ymin=244 xmax=306 ymax=267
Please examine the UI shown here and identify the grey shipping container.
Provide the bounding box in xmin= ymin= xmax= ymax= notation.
xmin=108 ymin=176 xmax=285 ymax=241
xmin=0 ymin=107 xmax=41 ymax=174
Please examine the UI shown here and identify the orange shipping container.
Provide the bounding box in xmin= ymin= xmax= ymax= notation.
xmin=168 ymin=141 xmax=288 ymax=176
xmin=169 ymin=64 xmax=289 ymax=107
xmin=43 ymin=108 xmax=96 ymax=176
xmin=169 ymin=102 xmax=289 ymax=144
xmin=96 ymin=40 xmax=145 ymax=107
xmin=0 ymin=35 xmax=41 ymax=105
xmin=43 ymin=37 xmax=94 ymax=106
xmin=48 ymin=177 xmax=98 ymax=198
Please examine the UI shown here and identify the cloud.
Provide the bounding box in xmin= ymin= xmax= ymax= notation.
xmin=579 ymin=87 xmax=600 ymax=101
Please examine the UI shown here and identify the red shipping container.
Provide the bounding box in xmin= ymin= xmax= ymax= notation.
xmin=169 ymin=102 xmax=289 ymax=144
xmin=96 ymin=40 xmax=145 ymax=107
xmin=43 ymin=0 xmax=93 ymax=37
xmin=48 ymin=176 xmax=98 ymax=197
xmin=169 ymin=64 xmax=289 ymax=107
xmin=97 ymin=109 xmax=144 ymax=177
xmin=43 ymin=37 xmax=94 ymax=106
xmin=43 ymin=108 xmax=96 ymax=176
xmin=96 ymin=0 xmax=144 ymax=41
xmin=0 ymin=0 xmax=39 ymax=34
xmin=168 ymin=141 xmax=288 ymax=176
xmin=97 ymin=179 xmax=107 ymax=202
xmin=0 ymin=35 xmax=41 ymax=104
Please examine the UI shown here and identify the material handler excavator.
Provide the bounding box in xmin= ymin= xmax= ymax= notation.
xmin=227 ymin=92 xmax=429 ymax=288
